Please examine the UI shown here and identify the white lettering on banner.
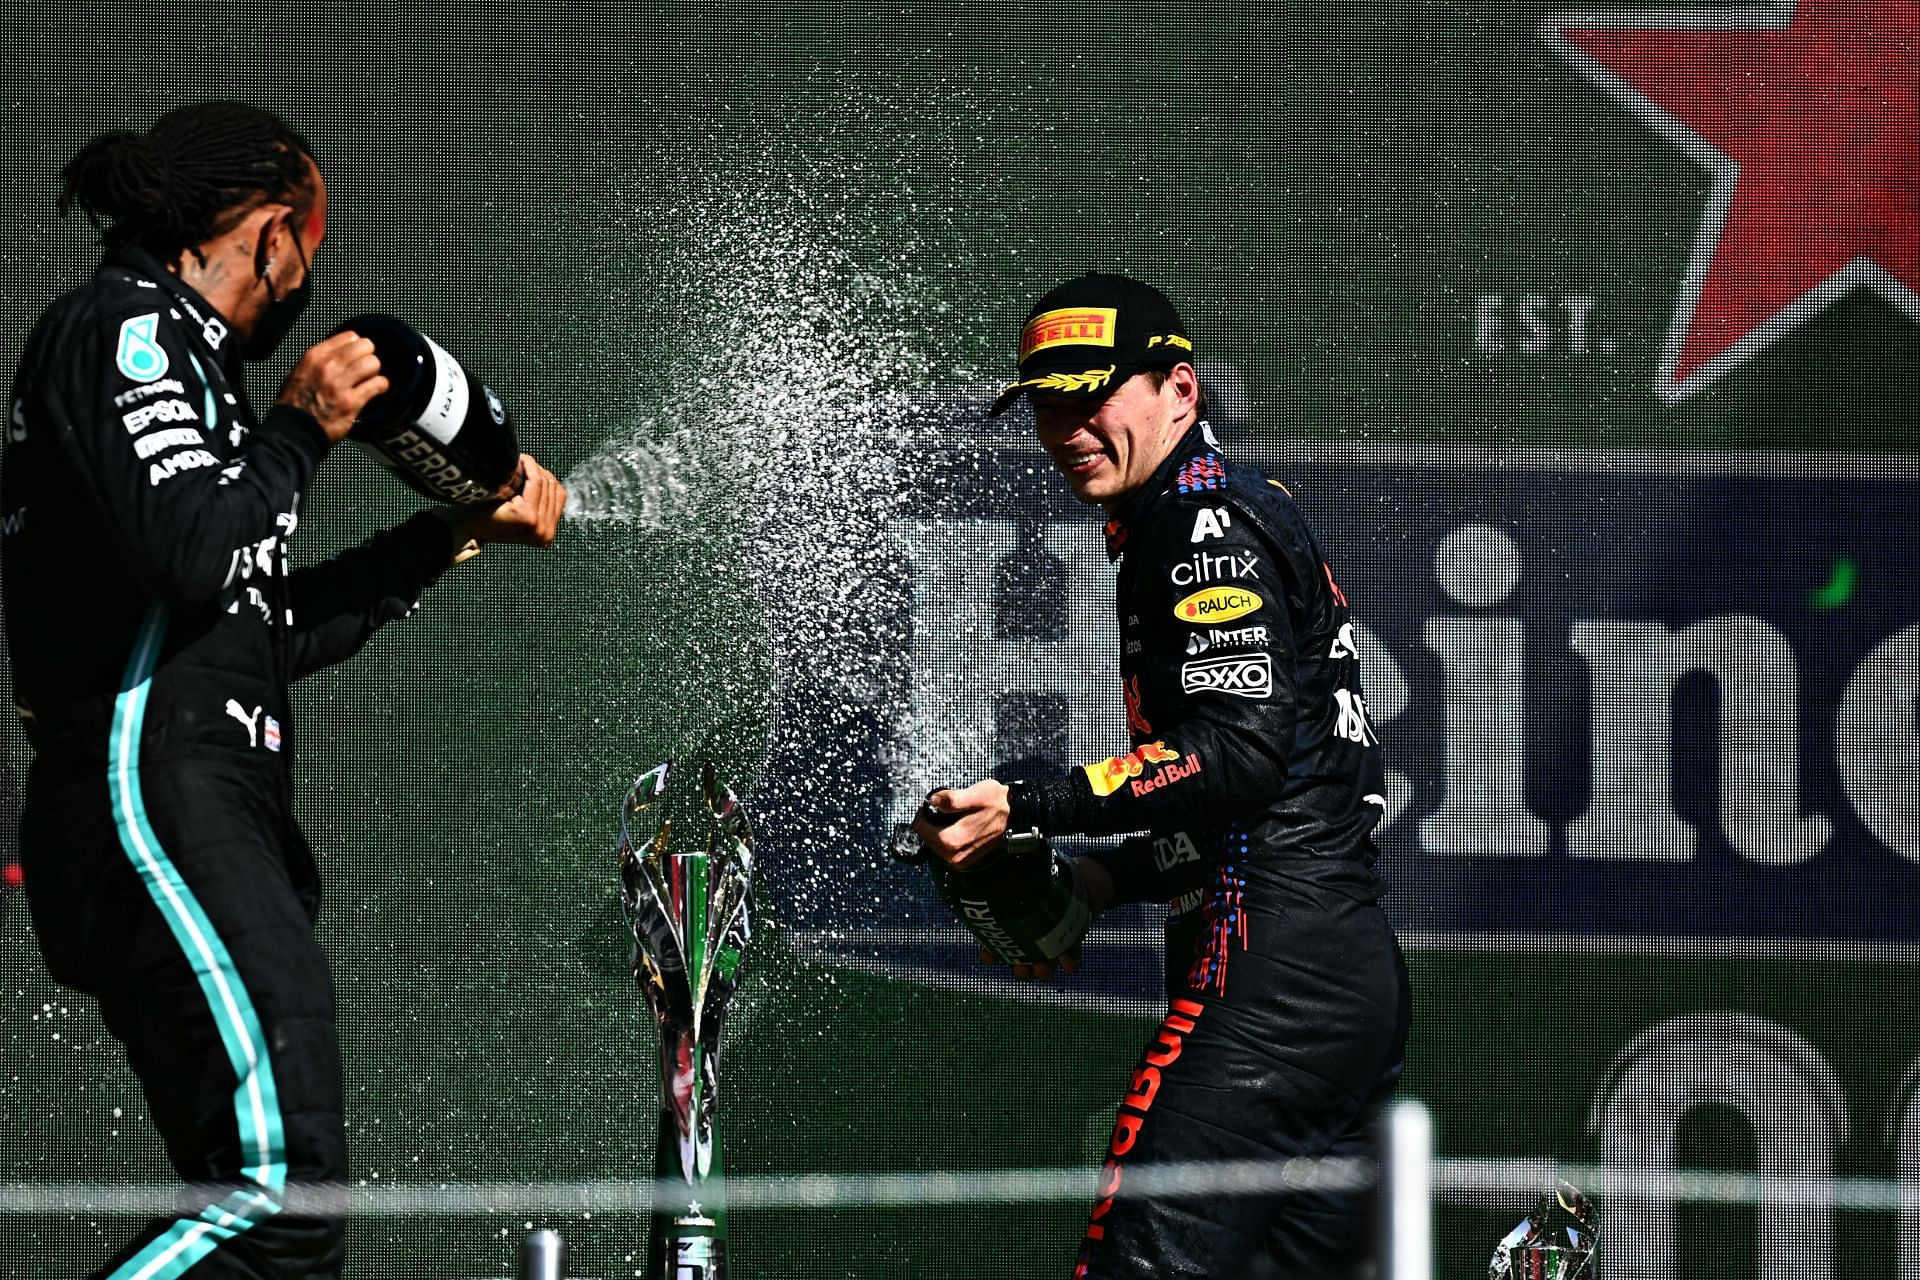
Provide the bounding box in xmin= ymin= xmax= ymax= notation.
xmin=8 ymin=398 xmax=25 ymax=444
xmin=1420 ymin=522 xmax=1550 ymax=856
xmin=113 ymin=378 xmax=186 ymax=408
xmin=1169 ymin=549 xmax=1258 ymax=587
xmin=1837 ymin=626 xmax=1919 ymax=861
xmin=1592 ymin=1014 xmax=1843 ymax=1280
xmin=1893 ymin=1062 xmax=1920 ymax=1277
xmin=891 ymin=518 xmax=1125 ymax=812
xmin=1190 ymin=506 xmax=1232 ymax=542
xmin=1569 ymin=617 xmax=1830 ymax=864
xmin=1474 ymin=291 xmax=1604 ymax=356
xmin=133 ymin=426 xmax=203 ymax=459
xmin=148 ymin=450 xmax=218 ymax=485
xmin=1 ymin=507 xmax=26 ymax=537
xmin=1182 ymin=653 xmax=1273 ymax=699
xmin=122 ymin=398 xmax=197 ymax=433
xmin=890 ymin=513 xmax=1903 ymax=867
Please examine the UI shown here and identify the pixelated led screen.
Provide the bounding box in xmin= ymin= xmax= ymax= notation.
xmin=1 ymin=3 xmax=1914 ymax=1277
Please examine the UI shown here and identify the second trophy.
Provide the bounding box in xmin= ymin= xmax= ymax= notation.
xmin=616 ymin=762 xmax=757 ymax=1280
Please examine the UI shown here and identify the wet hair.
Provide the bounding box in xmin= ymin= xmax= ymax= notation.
xmin=57 ymin=101 xmax=317 ymax=262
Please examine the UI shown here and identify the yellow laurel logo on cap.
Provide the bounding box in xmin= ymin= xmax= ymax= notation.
xmin=1021 ymin=307 xmax=1118 ymax=360
xmin=1017 ymin=366 xmax=1116 ymax=395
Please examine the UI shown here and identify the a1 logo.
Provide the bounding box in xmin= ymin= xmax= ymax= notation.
xmin=115 ymin=314 xmax=169 ymax=383
xmin=1190 ymin=506 xmax=1231 ymax=542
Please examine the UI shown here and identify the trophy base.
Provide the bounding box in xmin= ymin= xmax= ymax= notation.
xmin=1503 ymin=1245 xmax=1594 ymax=1280
xmin=650 ymin=1233 xmax=725 ymax=1280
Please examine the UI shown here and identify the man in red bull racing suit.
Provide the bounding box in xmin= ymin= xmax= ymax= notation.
xmin=2 ymin=102 xmax=566 ymax=1277
xmin=913 ymin=272 xmax=1411 ymax=1279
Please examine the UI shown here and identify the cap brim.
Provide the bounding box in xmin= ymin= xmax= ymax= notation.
xmin=987 ymin=382 xmax=1027 ymax=418
xmin=987 ymin=361 xmax=1142 ymax=419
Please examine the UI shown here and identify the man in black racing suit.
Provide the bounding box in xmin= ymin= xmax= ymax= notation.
xmin=2 ymin=103 xmax=566 ymax=1277
xmin=913 ymin=273 xmax=1411 ymax=1279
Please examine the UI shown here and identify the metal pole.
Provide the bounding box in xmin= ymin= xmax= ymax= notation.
xmin=519 ymin=1228 xmax=567 ymax=1280
xmin=1382 ymin=1098 xmax=1433 ymax=1280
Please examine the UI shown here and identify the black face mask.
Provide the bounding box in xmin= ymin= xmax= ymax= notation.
xmin=243 ymin=224 xmax=313 ymax=362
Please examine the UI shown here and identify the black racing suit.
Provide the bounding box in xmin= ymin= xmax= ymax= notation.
xmin=1011 ymin=423 xmax=1412 ymax=1280
xmin=3 ymin=248 xmax=458 ymax=1278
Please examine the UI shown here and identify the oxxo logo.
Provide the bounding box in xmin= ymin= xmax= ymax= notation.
xmin=1181 ymin=652 xmax=1273 ymax=700
xmin=1175 ymin=586 xmax=1261 ymax=624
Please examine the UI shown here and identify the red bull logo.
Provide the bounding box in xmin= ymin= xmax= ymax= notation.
xmin=1130 ymin=754 xmax=1202 ymax=797
xmin=1124 ymin=675 xmax=1152 ymax=736
xmin=1083 ymin=740 xmax=1182 ymax=797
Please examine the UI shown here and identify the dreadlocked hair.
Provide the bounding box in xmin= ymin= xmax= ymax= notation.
xmin=57 ymin=101 xmax=317 ymax=262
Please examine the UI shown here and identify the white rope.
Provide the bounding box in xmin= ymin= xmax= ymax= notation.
xmin=2 ymin=1163 xmax=1912 ymax=1217
xmin=0 ymin=1157 xmax=1375 ymax=1219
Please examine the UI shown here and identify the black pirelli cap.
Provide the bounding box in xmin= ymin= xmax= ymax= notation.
xmin=988 ymin=272 xmax=1195 ymax=418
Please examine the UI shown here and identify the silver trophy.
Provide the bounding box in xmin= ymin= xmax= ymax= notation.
xmin=616 ymin=762 xmax=757 ymax=1280
xmin=1489 ymin=1181 xmax=1599 ymax=1279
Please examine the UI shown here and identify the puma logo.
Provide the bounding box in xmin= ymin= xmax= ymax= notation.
xmin=224 ymin=699 xmax=262 ymax=747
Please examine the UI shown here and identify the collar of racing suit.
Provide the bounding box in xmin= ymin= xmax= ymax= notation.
xmin=101 ymin=246 xmax=251 ymax=392
xmin=1102 ymin=420 xmax=1218 ymax=562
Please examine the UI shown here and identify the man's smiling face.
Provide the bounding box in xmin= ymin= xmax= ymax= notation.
xmin=1030 ymin=365 xmax=1195 ymax=510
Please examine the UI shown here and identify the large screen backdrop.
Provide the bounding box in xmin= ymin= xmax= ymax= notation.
xmin=2 ymin=4 xmax=1915 ymax=1277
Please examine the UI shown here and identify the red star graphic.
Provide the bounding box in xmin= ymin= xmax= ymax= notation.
xmin=1544 ymin=0 xmax=1919 ymax=400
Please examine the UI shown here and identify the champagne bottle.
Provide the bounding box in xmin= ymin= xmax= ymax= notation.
xmin=330 ymin=314 xmax=523 ymax=505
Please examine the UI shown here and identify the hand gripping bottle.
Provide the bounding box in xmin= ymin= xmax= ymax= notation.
xmin=330 ymin=314 xmax=524 ymax=505
xmin=891 ymin=796 xmax=1092 ymax=966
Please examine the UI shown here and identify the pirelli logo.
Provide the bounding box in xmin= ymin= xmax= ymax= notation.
xmin=1020 ymin=307 xmax=1118 ymax=359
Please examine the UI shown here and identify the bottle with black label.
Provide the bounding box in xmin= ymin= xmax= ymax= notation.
xmin=329 ymin=314 xmax=523 ymax=506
